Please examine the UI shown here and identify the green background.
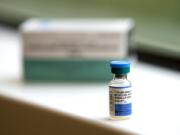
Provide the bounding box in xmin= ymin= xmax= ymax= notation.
xmin=0 ymin=0 xmax=179 ymax=58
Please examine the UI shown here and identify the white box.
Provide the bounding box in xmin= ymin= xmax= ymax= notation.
xmin=21 ymin=18 xmax=134 ymax=59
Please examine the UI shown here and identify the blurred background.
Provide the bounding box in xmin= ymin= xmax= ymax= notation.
xmin=0 ymin=0 xmax=179 ymax=68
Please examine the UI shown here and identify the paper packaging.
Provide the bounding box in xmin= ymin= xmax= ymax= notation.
xmin=20 ymin=19 xmax=134 ymax=81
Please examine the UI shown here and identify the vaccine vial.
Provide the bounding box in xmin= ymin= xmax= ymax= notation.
xmin=109 ymin=61 xmax=132 ymax=120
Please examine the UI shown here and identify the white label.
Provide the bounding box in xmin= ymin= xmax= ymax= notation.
xmin=109 ymin=86 xmax=132 ymax=116
xmin=23 ymin=32 xmax=127 ymax=59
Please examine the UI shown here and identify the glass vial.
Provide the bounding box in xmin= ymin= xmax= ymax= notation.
xmin=109 ymin=61 xmax=132 ymax=120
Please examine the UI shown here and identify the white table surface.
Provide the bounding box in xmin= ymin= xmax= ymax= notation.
xmin=0 ymin=24 xmax=180 ymax=135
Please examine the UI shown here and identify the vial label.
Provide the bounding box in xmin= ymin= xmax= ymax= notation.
xmin=109 ymin=86 xmax=132 ymax=116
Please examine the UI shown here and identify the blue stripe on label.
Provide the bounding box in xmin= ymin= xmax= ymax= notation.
xmin=109 ymin=86 xmax=131 ymax=88
xmin=115 ymin=103 xmax=132 ymax=116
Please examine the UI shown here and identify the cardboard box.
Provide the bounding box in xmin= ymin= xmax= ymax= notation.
xmin=21 ymin=19 xmax=134 ymax=81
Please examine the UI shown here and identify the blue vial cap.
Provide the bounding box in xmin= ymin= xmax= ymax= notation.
xmin=110 ymin=61 xmax=130 ymax=74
